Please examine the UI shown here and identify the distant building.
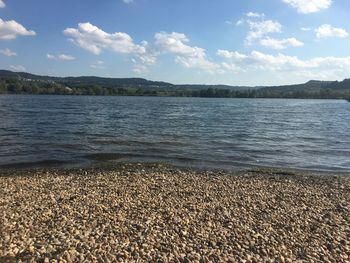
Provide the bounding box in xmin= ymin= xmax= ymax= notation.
xmin=64 ymin=86 xmax=73 ymax=92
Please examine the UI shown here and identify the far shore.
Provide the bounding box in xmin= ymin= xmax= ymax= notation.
xmin=1 ymin=163 xmax=349 ymax=262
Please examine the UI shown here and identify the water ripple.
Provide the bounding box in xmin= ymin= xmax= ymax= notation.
xmin=0 ymin=95 xmax=350 ymax=172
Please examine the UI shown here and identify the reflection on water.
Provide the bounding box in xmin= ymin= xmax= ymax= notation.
xmin=0 ymin=95 xmax=350 ymax=172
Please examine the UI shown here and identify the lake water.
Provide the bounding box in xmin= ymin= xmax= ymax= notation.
xmin=1 ymin=95 xmax=350 ymax=172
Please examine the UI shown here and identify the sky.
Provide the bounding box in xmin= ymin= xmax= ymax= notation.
xmin=1 ymin=0 xmax=350 ymax=86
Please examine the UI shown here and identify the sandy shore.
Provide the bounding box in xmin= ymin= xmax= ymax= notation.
xmin=1 ymin=163 xmax=349 ymax=262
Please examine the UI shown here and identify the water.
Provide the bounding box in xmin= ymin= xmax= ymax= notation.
xmin=1 ymin=95 xmax=350 ymax=172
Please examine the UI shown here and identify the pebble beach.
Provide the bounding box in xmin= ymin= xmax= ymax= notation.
xmin=1 ymin=164 xmax=349 ymax=263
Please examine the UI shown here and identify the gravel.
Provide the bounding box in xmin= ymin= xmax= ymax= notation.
xmin=1 ymin=163 xmax=349 ymax=262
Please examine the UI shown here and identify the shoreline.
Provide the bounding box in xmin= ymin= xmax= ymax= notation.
xmin=1 ymin=163 xmax=349 ymax=262
xmin=1 ymin=160 xmax=349 ymax=177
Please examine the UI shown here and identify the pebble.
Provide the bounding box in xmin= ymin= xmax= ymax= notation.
xmin=0 ymin=164 xmax=349 ymax=262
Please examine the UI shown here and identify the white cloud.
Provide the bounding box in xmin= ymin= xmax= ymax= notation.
xmin=131 ymin=58 xmax=148 ymax=73
xmin=90 ymin=60 xmax=105 ymax=69
xmin=63 ymin=22 xmax=155 ymax=69
xmin=246 ymin=19 xmax=282 ymax=44
xmin=63 ymin=22 xmax=146 ymax=55
xmin=175 ymin=55 xmax=222 ymax=74
xmin=154 ymin=32 xmax=202 ymax=56
xmin=154 ymin=32 xmax=221 ymax=73
xmin=136 ymin=41 xmax=157 ymax=65
xmin=133 ymin=64 xmax=148 ymax=74
xmin=282 ymin=0 xmax=332 ymax=14
xmin=235 ymin=20 xmax=244 ymax=26
xmin=236 ymin=14 xmax=282 ymax=44
xmin=58 ymin=54 xmax=75 ymax=61
xmin=0 ymin=48 xmax=16 ymax=56
xmin=0 ymin=0 xmax=5 ymax=8
xmin=315 ymin=24 xmax=348 ymax=39
xmin=246 ymin=12 xmax=265 ymax=18
xmin=47 ymin=53 xmax=76 ymax=61
xmin=47 ymin=54 xmax=55 ymax=60
xmin=217 ymin=49 xmax=350 ymax=79
xmin=63 ymin=24 xmax=221 ymax=73
xmin=238 ymin=15 xmax=304 ymax=49
xmin=63 ymin=23 xmax=157 ymax=72
xmin=0 ymin=18 xmax=36 ymax=40
xmin=217 ymin=50 xmax=248 ymax=60
xmin=217 ymin=52 xmax=247 ymax=73
xmin=10 ymin=65 xmax=26 ymax=72
xmin=301 ymin=27 xmax=311 ymax=31
xmin=221 ymin=62 xmax=241 ymax=73
xmin=260 ymin=37 xmax=304 ymax=49
xmin=122 ymin=0 xmax=133 ymax=3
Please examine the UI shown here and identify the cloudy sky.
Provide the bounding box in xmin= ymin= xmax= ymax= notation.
xmin=1 ymin=0 xmax=350 ymax=85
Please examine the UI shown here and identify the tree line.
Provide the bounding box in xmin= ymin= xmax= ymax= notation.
xmin=1 ymin=77 xmax=350 ymax=100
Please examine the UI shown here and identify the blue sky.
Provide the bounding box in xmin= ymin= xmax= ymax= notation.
xmin=1 ymin=0 xmax=350 ymax=85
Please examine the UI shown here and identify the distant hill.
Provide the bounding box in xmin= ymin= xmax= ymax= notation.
xmin=0 ymin=70 xmax=350 ymax=99
xmin=0 ymin=70 xmax=260 ymax=91
xmin=260 ymin=80 xmax=335 ymax=93
xmin=326 ymin=79 xmax=350 ymax=90
xmin=260 ymin=79 xmax=350 ymax=97
xmin=0 ymin=70 xmax=174 ymax=89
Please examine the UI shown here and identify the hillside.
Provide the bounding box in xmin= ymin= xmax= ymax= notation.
xmin=0 ymin=70 xmax=350 ymax=99
xmin=0 ymin=70 xmax=174 ymax=89
xmin=261 ymin=80 xmax=335 ymax=92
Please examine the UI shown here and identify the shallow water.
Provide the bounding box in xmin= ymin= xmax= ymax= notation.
xmin=1 ymin=95 xmax=350 ymax=172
